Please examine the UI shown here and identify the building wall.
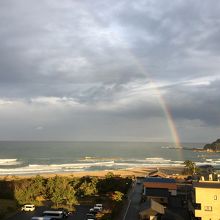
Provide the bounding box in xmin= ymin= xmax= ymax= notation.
xmin=195 ymin=187 xmax=220 ymax=220
xmin=143 ymin=182 xmax=177 ymax=190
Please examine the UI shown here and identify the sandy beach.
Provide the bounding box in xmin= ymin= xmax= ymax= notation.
xmin=0 ymin=166 xmax=185 ymax=180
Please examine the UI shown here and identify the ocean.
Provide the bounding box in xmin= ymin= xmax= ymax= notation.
xmin=0 ymin=141 xmax=219 ymax=175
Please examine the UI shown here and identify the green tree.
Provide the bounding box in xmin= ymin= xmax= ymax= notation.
xmin=46 ymin=176 xmax=67 ymax=198
xmin=183 ymin=160 xmax=196 ymax=175
xmin=64 ymin=185 xmax=78 ymax=209
xmin=32 ymin=175 xmax=45 ymax=196
xmin=46 ymin=176 xmax=67 ymax=207
xmin=111 ymin=191 xmax=124 ymax=202
xmin=78 ymin=177 xmax=98 ymax=196
xmin=46 ymin=176 xmax=78 ymax=208
xmin=51 ymin=190 xmax=63 ymax=207
xmin=14 ymin=180 xmax=35 ymax=204
xmin=105 ymin=172 xmax=115 ymax=179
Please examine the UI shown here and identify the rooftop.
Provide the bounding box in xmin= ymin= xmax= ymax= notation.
xmin=144 ymin=177 xmax=176 ymax=184
xmin=193 ymin=181 xmax=220 ymax=189
xmin=148 ymin=170 xmax=167 ymax=178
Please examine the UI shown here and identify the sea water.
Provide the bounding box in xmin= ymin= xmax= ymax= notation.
xmin=0 ymin=141 xmax=219 ymax=175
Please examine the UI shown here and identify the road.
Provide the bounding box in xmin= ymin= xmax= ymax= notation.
xmin=123 ymin=179 xmax=142 ymax=220
xmin=6 ymin=205 xmax=91 ymax=220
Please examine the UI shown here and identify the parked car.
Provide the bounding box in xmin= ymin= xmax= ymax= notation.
xmin=86 ymin=213 xmax=96 ymax=220
xmin=94 ymin=204 xmax=103 ymax=209
xmin=89 ymin=207 xmax=101 ymax=213
xmin=21 ymin=204 xmax=35 ymax=211
xmin=43 ymin=210 xmax=67 ymax=219
xmin=31 ymin=217 xmax=52 ymax=220
xmin=57 ymin=208 xmax=69 ymax=218
xmin=91 ymin=203 xmax=103 ymax=212
xmin=88 ymin=209 xmax=98 ymax=215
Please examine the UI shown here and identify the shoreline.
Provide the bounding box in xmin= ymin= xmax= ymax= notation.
xmin=0 ymin=166 xmax=184 ymax=180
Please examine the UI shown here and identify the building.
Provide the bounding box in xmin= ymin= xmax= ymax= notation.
xmin=141 ymin=177 xmax=191 ymax=219
xmin=148 ymin=169 xmax=167 ymax=178
xmin=193 ymin=181 xmax=220 ymax=220
xmin=143 ymin=177 xmax=177 ymax=204
xmin=139 ymin=198 xmax=165 ymax=220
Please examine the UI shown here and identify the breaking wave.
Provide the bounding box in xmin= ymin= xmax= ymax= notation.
xmin=1 ymin=156 xmax=220 ymax=175
xmin=0 ymin=159 xmax=21 ymax=166
xmin=0 ymin=157 xmax=186 ymax=175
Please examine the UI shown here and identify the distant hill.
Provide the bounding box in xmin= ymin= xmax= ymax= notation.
xmin=204 ymin=139 xmax=220 ymax=152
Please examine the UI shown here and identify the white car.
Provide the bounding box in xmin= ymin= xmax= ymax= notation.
xmin=94 ymin=204 xmax=102 ymax=211
xmin=95 ymin=204 xmax=103 ymax=208
xmin=21 ymin=204 xmax=35 ymax=211
xmin=90 ymin=204 xmax=103 ymax=212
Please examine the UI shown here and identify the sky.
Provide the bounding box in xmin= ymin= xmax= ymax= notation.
xmin=0 ymin=0 xmax=220 ymax=143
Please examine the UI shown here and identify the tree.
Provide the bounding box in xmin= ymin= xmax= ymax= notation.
xmin=46 ymin=176 xmax=78 ymax=209
xmin=64 ymin=185 xmax=78 ymax=209
xmin=51 ymin=190 xmax=63 ymax=208
xmin=78 ymin=177 xmax=98 ymax=196
xmin=46 ymin=176 xmax=67 ymax=207
xmin=183 ymin=160 xmax=196 ymax=175
xmin=32 ymin=175 xmax=45 ymax=196
xmin=46 ymin=176 xmax=67 ymax=198
xmin=105 ymin=172 xmax=115 ymax=179
xmin=14 ymin=180 xmax=36 ymax=204
xmin=111 ymin=191 xmax=124 ymax=202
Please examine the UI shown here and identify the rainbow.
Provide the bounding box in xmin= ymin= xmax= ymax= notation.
xmin=83 ymin=11 xmax=182 ymax=149
xmin=123 ymin=49 xmax=184 ymax=161
xmin=105 ymin=31 xmax=183 ymax=150
xmin=123 ymin=52 xmax=182 ymax=148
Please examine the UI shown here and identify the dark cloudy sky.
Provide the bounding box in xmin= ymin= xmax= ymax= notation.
xmin=0 ymin=0 xmax=220 ymax=143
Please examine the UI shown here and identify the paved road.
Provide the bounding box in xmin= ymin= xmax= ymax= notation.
xmin=6 ymin=205 xmax=91 ymax=220
xmin=124 ymin=180 xmax=142 ymax=220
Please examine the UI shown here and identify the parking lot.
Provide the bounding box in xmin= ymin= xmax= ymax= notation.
xmin=6 ymin=205 xmax=91 ymax=220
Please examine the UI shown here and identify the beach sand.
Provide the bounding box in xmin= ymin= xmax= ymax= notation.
xmin=0 ymin=166 xmax=185 ymax=180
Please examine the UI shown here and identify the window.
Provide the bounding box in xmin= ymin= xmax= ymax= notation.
xmin=194 ymin=203 xmax=201 ymax=209
xmin=214 ymin=195 xmax=217 ymax=200
xmin=204 ymin=206 xmax=212 ymax=211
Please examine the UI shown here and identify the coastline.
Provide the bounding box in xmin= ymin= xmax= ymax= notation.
xmin=0 ymin=166 xmax=184 ymax=180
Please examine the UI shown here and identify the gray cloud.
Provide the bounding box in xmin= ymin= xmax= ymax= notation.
xmin=166 ymin=80 xmax=220 ymax=126
xmin=0 ymin=0 xmax=220 ymax=142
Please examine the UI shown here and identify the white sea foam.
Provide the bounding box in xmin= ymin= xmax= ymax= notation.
xmin=0 ymin=159 xmax=21 ymax=165
xmin=0 ymin=164 xmax=85 ymax=175
xmin=144 ymin=157 xmax=171 ymax=163
xmin=195 ymin=161 xmax=217 ymax=166
xmin=0 ymin=158 xmax=190 ymax=175
xmin=79 ymin=157 xmax=121 ymax=162
xmin=80 ymin=157 xmax=173 ymax=164
xmin=0 ymin=161 xmax=117 ymax=175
